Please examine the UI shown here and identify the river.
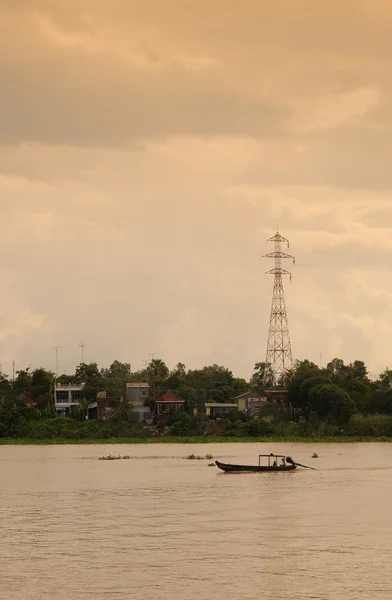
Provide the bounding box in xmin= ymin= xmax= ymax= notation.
xmin=1 ymin=442 xmax=391 ymax=599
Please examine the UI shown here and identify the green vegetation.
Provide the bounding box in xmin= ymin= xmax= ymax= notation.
xmin=99 ymin=455 xmax=131 ymax=460
xmin=1 ymin=435 xmax=392 ymax=445
xmin=1 ymin=357 xmax=392 ymax=443
xmin=186 ymin=453 xmax=214 ymax=460
xmin=312 ymin=452 xmax=319 ymax=458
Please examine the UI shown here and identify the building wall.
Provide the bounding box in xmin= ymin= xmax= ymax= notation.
xmin=126 ymin=384 xmax=149 ymax=406
xmin=55 ymin=384 xmax=85 ymax=408
xmin=130 ymin=407 xmax=152 ymax=423
xmin=205 ymin=403 xmax=238 ymax=417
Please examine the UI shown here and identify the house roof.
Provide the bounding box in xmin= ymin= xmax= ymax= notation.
xmin=234 ymin=391 xmax=265 ymax=400
xmin=233 ymin=391 xmax=252 ymax=399
xmin=155 ymin=391 xmax=185 ymax=404
xmin=126 ymin=382 xmax=149 ymax=388
xmin=22 ymin=393 xmax=37 ymax=405
xmin=55 ymin=384 xmax=85 ymax=390
xmin=205 ymin=403 xmax=238 ymax=408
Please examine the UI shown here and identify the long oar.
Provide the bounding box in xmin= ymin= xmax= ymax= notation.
xmin=286 ymin=457 xmax=316 ymax=470
xmin=293 ymin=461 xmax=316 ymax=470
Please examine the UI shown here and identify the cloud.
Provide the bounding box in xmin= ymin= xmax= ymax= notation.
xmin=1 ymin=1 xmax=392 ymax=378
xmin=2 ymin=1 xmax=392 ymax=149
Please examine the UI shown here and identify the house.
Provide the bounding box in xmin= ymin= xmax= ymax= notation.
xmin=155 ymin=391 xmax=185 ymax=419
xmin=264 ymin=389 xmax=289 ymax=405
xmin=54 ymin=383 xmax=85 ymax=416
xmin=130 ymin=407 xmax=152 ymax=423
xmin=205 ymin=403 xmax=238 ymax=418
xmin=126 ymin=383 xmax=149 ymax=407
xmin=22 ymin=392 xmax=37 ymax=406
xmin=96 ymin=391 xmax=118 ymax=420
xmin=96 ymin=391 xmax=152 ymax=423
xmin=235 ymin=391 xmax=268 ymax=418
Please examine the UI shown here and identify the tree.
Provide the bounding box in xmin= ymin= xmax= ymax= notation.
xmin=145 ymin=359 xmax=170 ymax=397
xmin=0 ymin=374 xmax=11 ymax=396
xmin=169 ymin=410 xmax=197 ymax=435
xmin=75 ymin=362 xmax=102 ymax=400
xmin=250 ymin=362 xmax=273 ymax=393
xmin=35 ymin=393 xmax=55 ymax=412
xmin=56 ymin=373 xmax=75 ymax=385
xmin=113 ymin=396 xmax=133 ymax=421
xmin=326 ymin=358 xmax=346 ymax=378
xmin=172 ymin=362 xmax=186 ymax=379
xmin=327 ymin=358 xmax=369 ymax=387
xmin=349 ymin=360 xmax=368 ymax=382
xmin=31 ymin=368 xmax=54 ymax=400
xmin=0 ymin=395 xmax=37 ymax=437
xmin=232 ymin=377 xmax=249 ymax=397
xmin=101 ymin=360 xmax=132 ymax=396
xmin=299 ymin=374 xmax=332 ymax=409
xmin=166 ymin=363 xmax=187 ymax=391
xmin=12 ymin=368 xmax=32 ymax=396
xmin=377 ymin=369 xmax=392 ymax=390
xmin=309 ymin=384 xmax=356 ymax=424
xmin=199 ymin=365 xmax=235 ymax=403
xmin=287 ymin=360 xmax=320 ymax=411
xmin=72 ymin=398 xmax=92 ymax=421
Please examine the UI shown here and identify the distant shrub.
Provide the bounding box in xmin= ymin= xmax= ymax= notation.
xmin=349 ymin=414 xmax=392 ymax=437
xmin=14 ymin=418 xmax=153 ymax=440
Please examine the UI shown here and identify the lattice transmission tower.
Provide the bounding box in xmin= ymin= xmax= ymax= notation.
xmin=262 ymin=230 xmax=295 ymax=387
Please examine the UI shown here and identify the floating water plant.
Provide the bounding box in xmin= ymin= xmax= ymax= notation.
xmin=99 ymin=455 xmax=131 ymax=460
xmin=207 ymin=462 xmax=216 ymax=467
xmin=312 ymin=452 xmax=319 ymax=458
xmin=186 ymin=453 xmax=214 ymax=460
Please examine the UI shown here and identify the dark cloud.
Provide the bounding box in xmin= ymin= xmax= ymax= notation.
xmin=0 ymin=58 xmax=290 ymax=145
xmin=2 ymin=1 xmax=392 ymax=150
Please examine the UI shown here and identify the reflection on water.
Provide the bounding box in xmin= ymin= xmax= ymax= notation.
xmin=1 ymin=443 xmax=392 ymax=600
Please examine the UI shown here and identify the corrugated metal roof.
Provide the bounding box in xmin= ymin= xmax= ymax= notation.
xmin=126 ymin=383 xmax=149 ymax=388
xmin=205 ymin=403 xmax=237 ymax=408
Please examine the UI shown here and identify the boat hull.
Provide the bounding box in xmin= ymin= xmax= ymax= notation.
xmin=215 ymin=460 xmax=297 ymax=473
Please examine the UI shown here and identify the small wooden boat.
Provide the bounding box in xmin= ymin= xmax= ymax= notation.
xmin=215 ymin=454 xmax=298 ymax=473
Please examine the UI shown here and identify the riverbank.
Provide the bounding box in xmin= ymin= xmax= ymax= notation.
xmin=1 ymin=435 xmax=391 ymax=445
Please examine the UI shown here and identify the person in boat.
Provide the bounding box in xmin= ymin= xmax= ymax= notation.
xmin=272 ymin=460 xmax=277 ymax=467
xmin=280 ymin=457 xmax=286 ymax=468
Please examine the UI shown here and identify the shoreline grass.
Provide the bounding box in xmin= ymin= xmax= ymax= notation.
xmin=0 ymin=435 xmax=391 ymax=445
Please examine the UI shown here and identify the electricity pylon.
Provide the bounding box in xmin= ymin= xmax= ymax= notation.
xmin=262 ymin=230 xmax=295 ymax=387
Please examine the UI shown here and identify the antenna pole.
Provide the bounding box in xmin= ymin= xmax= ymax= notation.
xmin=79 ymin=342 xmax=87 ymax=363
xmin=262 ymin=230 xmax=295 ymax=387
xmin=53 ymin=346 xmax=61 ymax=377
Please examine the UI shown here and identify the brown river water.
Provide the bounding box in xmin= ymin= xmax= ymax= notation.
xmin=1 ymin=442 xmax=392 ymax=600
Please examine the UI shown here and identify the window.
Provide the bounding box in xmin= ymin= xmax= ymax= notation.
xmin=141 ymin=390 xmax=147 ymax=397
xmin=71 ymin=392 xmax=81 ymax=402
xmin=56 ymin=391 xmax=69 ymax=403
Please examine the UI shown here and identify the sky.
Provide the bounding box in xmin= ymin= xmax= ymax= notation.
xmin=1 ymin=0 xmax=392 ymax=380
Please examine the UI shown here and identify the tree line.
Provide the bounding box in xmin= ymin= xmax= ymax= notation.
xmin=1 ymin=357 xmax=392 ymax=438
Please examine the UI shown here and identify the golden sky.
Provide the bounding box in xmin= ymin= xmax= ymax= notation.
xmin=1 ymin=0 xmax=392 ymax=377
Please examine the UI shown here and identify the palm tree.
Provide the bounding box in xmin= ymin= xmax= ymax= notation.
xmin=113 ymin=396 xmax=133 ymax=421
